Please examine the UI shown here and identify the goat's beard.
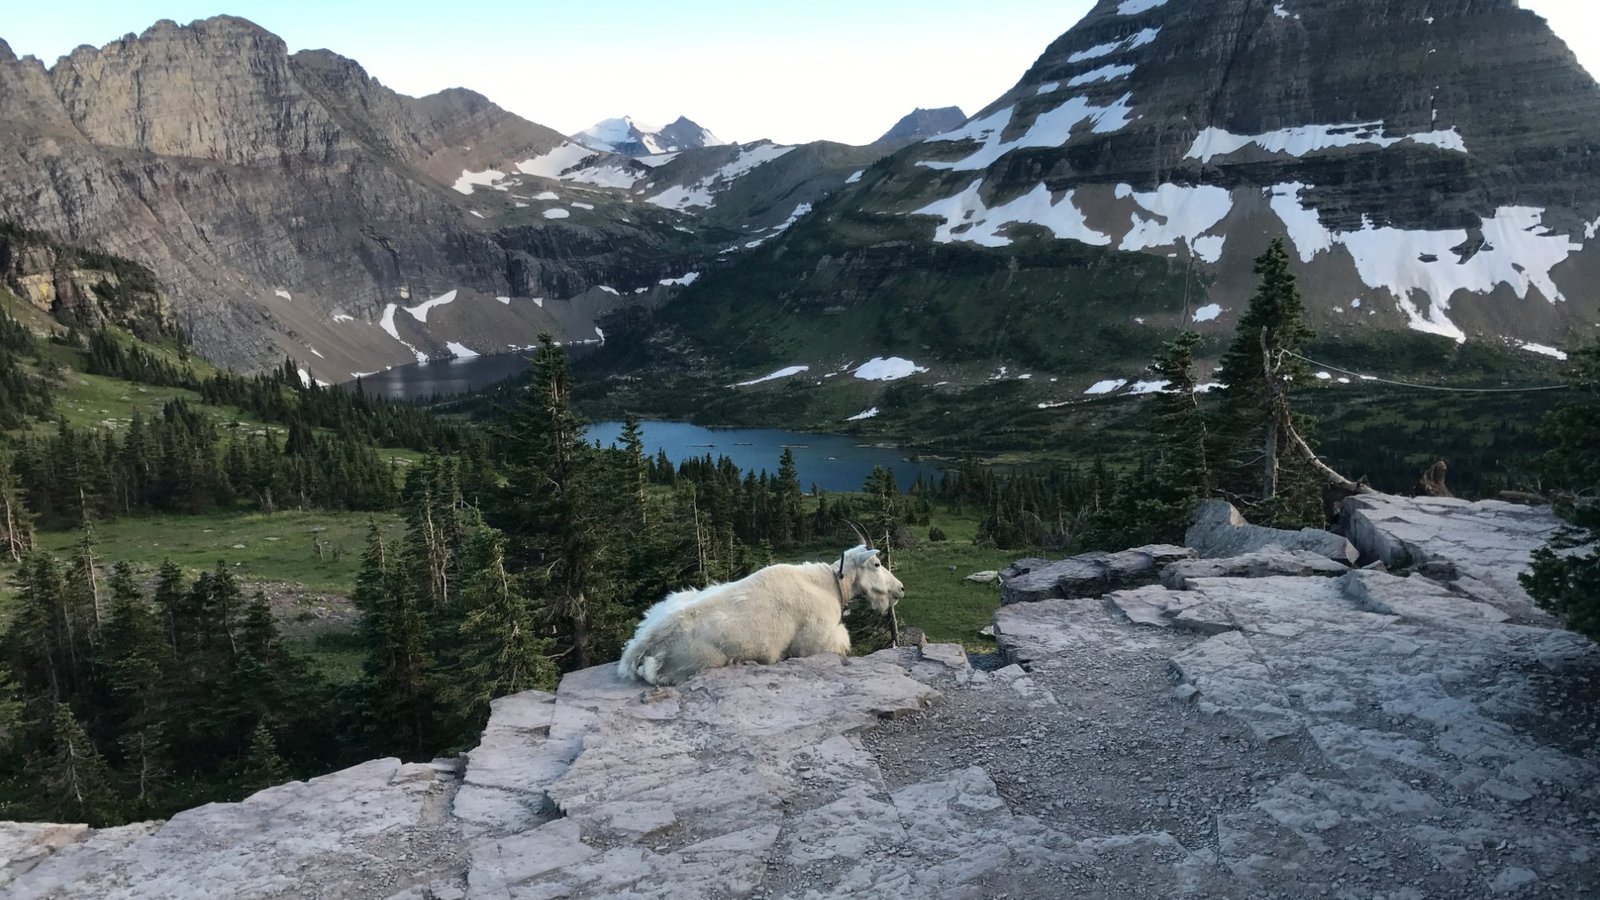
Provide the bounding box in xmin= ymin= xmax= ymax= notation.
xmin=865 ymin=591 xmax=898 ymax=614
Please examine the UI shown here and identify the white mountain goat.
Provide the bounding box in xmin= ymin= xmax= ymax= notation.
xmin=617 ymin=542 xmax=905 ymax=686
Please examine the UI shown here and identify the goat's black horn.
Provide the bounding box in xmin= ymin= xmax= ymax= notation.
xmin=847 ymin=519 xmax=874 ymax=550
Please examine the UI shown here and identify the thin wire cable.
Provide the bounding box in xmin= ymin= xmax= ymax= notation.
xmin=1282 ymin=350 xmax=1571 ymax=394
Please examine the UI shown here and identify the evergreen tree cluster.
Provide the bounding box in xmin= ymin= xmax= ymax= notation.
xmin=349 ymin=456 xmax=558 ymax=757
xmin=198 ymin=360 xmax=480 ymax=457
xmin=0 ymin=307 xmax=54 ymax=429
xmin=1521 ymin=341 xmax=1600 ymax=641
xmin=8 ymin=400 xmax=400 ymax=527
xmin=0 ymin=554 xmax=342 ymax=825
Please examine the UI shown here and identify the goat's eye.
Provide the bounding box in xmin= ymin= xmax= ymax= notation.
xmin=873 ymin=562 xmax=881 ymax=568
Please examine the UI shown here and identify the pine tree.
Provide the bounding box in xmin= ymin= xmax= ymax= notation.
xmin=1140 ymin=331 xmax=1213 ymax=541
xmin=494 ymin=336 xmax=611 ymax=670
xmin=450 ymin=519 xmax=556 ymax=727
xmin=0 ymin=450 xmax=36 ymax=564
xmin=352 ymin=524 xmax=436 ymax=757
xmin=1521 ymin=341 xmax=1600 ymax=640
xmin=620 ymin=414 xmax=650 ymax=529
xmin=772 ymin=448 xmax=804 ymax=547
xmin=98 ymin=563 xmax=165 ymax=730
xmin=1214 ymin=238 xmax=1321 ymax=526
xmin=863 ymin=467 xmax=902 ymax=566
xmin=242 ymin=721 xmax=288 ymax=793
xmin=40 ymin=703 xmax=118 ymax=825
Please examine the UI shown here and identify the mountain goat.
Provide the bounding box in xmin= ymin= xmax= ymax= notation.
xmin=617 ymin=542 xmax=905 ymax=686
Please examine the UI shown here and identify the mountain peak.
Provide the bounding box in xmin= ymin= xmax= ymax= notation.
xmin=573 ymin=115 xmax=727 ymax=157
xmin=877 ymin=106 xmax=968 ymax=143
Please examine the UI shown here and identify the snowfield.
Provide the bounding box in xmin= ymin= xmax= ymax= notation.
xmin=1118 ymin=184 xmax=1234 ymax=263
xmin=1187 ymin=122 xmax=1468 ymax=163
xmin=404 ymin=290 xmax=458 ymax=324
xmin=921 ymin=94 xmax=1135 ymax=172
xmin=446 ymin=342 xmax=480 ymax=359
xmin=735 ymin=365 xmax=810 ymax=387
xmin=845 ymin=408 xmax=880 ymax=422
xmin=1268 ymin=184 xmax=1580 ymax=342
xmin=853 ymin=357 xmax=929 ymax=381
xmin=1193 ymin=303 xmax=1223 ymax=323
xmin=915 ymin=181 xmax=1111 ymax=248
xmin=1085 ymin=379 xmax=1128 ymax=395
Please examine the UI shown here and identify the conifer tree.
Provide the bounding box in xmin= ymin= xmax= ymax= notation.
xmin=242 ymin=721 xmax=288 ymax=793
xmin=495 ymin=335 xmax=612 ymax=670
xmin=0 ymin=450 xmax=36 ymax=564
xmin=352 ymin=524 xmax=436 ymax=757
xmin=1522 ymin=341 xmax=1600 ymax=640
xmin=620 ymin=414 xmax=650 ymax=529
xmin=772 ymin=448 xmax=804 ymax=547
xmin=450 ymin=519 xmax=556 ymax=726
xmin=41 ymin=703 xmax=118 ymax=825
xmin=98 ymin=563 xmax=165 ymax=731
xmin=1214 ymin=238 xmax=1322 ymax=526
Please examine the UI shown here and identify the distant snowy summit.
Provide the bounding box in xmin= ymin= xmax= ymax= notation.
xmin=878 ymin=107 xmax=968 ymax=143
xmin=572 ymin=115 xmax=729 ymax=157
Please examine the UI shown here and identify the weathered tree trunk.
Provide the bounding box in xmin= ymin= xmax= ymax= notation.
xmin=1260 ymin=328 xmax=1280 ymax=501
xmin=1282 ymin=416 xmax=1375 ymax=496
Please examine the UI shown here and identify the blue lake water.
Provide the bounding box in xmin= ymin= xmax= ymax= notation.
xmin=343 ymin=355 xmax=943 ymax=491
xmin=585 ymin=421 xmax=945 ymax=493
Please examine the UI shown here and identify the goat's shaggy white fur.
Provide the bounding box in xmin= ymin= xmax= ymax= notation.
xmin=617 ymin=545 xmax=903 ymax=686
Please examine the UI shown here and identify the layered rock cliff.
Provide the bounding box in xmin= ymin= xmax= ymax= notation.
xmin=0 ymin=17 xmax=915 ymax=380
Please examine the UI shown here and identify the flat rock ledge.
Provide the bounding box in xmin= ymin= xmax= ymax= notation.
xmin=5 ymin=496 xmax=1594 ymax=899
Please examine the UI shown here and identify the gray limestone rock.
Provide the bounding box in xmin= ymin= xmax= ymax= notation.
xmin=1161 ymin=544 xmax=1350 ymax=589
xmin=1186 ymin=500 xmax=1358 ymax=564
xmin=1000 ymin=544 xmax=1194 ymax=605
xmin=1341 ymin=493 xmax=1564 ymax=619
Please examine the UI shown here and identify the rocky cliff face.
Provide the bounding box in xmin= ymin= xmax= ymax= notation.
xmin=661 ymin=0 xmax=1600 ymax=392
xmin=0 ymin=17 xmax=911 ymax=380
xmin=0 ymin=225 xmax=172 ymax=336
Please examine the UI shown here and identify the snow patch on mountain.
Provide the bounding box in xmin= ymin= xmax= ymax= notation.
xmin=404 ymin=290 xmax=458 ymax=324
xmin=1193 ymin=303 xmax=1223 ymax=323
xmin=1118 ymin=184 xmax=1234 ymax=263
xmin=735 ymin=365 xmax=810 ymax=386
xmin=660 ymin=272 xmax=701 ymax=287
xmin=1069 ymin=27 xmax=1160 ymax=62
xmin=854 ymin=357 xmax=929 ymax=381
xmin=1085 ymin=379 xmax=1128 ymax=395
xmin=1118 ymin=0 xmax=1170 ymax=14
xmin=647 ymin=143 xmax=796 ymax=211
xmin=1187 ymin=122 xmax=1469 ymax=163
xmin=446 ymin=342 xmax=479 ymax=359
xmin=453 ymin=168 xmax=507 ymax=194
xmin=1069 ymin=64 xmax=1136 ymax=87
xmin=920 ymin=94 xmax=1135 ymax=171
xmin=845 ymin=408 xmax=880 ymax=421
xmin=1519 ymin=342 xmax=1568 ymax=360
xmin=1269 ymin=184 xmax=1581 ymax=342
xmin=914 ymin=181 xmax=1111 ymax=248
xmin=544 ymin=208 xmax=571 ymax=220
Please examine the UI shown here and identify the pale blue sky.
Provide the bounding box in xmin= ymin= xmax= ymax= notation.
xmin=2 ymin=1 xmax=1593 ymax=147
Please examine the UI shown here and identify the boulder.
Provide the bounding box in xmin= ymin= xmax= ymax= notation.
xmin=1340 ymin=493 xmax=1564 ymax=617
xmin=1185 ymin=500 xmax=1357 ymax=564
xmin=999 ymin=545 xmax=1194 ymax=605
